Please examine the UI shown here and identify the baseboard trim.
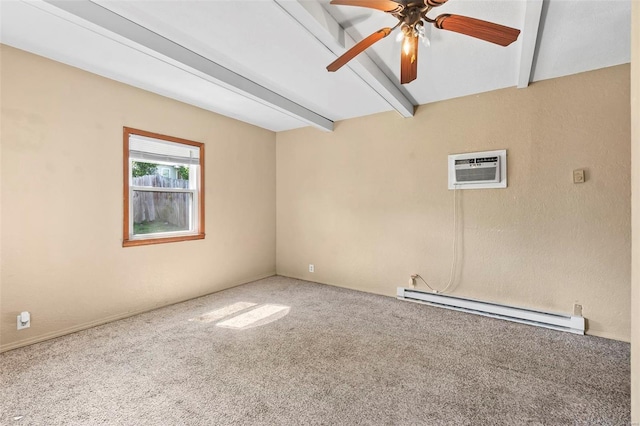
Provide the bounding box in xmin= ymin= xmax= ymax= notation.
xmin=0 ymin=272 xmax=276 ymax=353
xmin=582 ymin=329 xmax=630 ymax=343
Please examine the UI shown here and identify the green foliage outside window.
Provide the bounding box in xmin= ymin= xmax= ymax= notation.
xmin=132 ymin=161 xmax=157 ymax=177
xmin=177 ymin=165 xmax=189 ymax=180
xmin=132 ymin=162 xmax=189 ymax=180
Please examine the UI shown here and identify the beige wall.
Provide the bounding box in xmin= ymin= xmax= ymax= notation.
xmin=277 ymin=65 xmax=631 ymax=341
xmin=0 ymin=45 xmax=276 ymax=352
xmin=631 ymin=0 xmax=639 ymax=420
xmin=0 ymin=39 xmax=633 ymax=355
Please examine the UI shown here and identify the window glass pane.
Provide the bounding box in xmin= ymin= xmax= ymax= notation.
xmin=132 ymin=191 xmax=192 ymax=235
xmin=131 ymin=162 xmax=192 ymax=188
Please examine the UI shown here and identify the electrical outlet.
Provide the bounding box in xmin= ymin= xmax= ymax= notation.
xmin=573 ymin=304 xmax=583 ymax=317
xmin=17 ymin=311 xmax=31 ymax=330
xmin=573 ymin=169 xmax=585 ymax=184
xmin=309 ymin=264 xmax=314 ymax=273
xmin=410 ymin=275 xmax=417 ymax=288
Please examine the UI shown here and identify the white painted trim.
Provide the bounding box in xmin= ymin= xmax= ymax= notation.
xmin=131 ymin=187 xmax=197 ymax=194
xmin=274 ymin=0 xmax=415 ymax=118
xmin=42 ymin=0 xmax=334 ymax=132
xmin=397 ymin=287 xmax=586 ymax=335
xmin=517 ymin=0 xmax=544 ymax=88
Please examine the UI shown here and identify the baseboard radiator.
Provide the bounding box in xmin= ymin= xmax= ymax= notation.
xmin=397 ymin=287 xmax=585 ymax=335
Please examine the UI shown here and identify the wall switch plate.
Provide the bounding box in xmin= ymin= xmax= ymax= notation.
xmin=17 ymin=311 xmax=31 ymax=330
xmin=573 ymin=169 xmax=585 ymax=183
xmin=308 ymin=264 xmax=314 ymax=273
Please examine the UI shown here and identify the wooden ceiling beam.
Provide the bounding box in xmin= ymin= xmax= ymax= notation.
xmin=274 ymin=0 xmax=415 ymax=117
xmin=43 ymin=0 xmax=334 ymax=131
xmin=516 ymin=0 xmax=544 ymax=88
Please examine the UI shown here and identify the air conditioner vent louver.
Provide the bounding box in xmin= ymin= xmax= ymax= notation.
xmin=455 ymin=161 xmax=499 ymax=182
xmin=448 ymin=150 xmax=507 ymax=189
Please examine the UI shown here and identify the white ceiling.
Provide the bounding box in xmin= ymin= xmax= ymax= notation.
xmin=0 ymin=0 xmax=631 ymax=132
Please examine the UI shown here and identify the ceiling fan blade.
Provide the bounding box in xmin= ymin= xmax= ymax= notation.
xmin=400 ymin=33 xmax=418 ymax=84
xmin=327 ymin=27 xmax=392 ymax=72
xmin=329 ymin=0 xmax=404 ymax=13
xmin=434 ymin=14 xmax=520 ymax=47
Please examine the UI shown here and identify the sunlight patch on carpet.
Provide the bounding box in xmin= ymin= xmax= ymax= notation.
xmin=189 ymin=302 xmax=257 ymax=323
xmin=216 ymin=304 xmax=290 ymax=330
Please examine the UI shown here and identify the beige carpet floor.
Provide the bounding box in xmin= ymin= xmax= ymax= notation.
xmin=0 ymin=276 xmax=630 ymax=425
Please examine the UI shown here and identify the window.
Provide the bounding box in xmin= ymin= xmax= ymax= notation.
xmin=123 ymin=127 xmax=204 ymax=247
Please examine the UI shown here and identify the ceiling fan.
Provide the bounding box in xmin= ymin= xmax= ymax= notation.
xmin=326 ymin=0 xmax=521 ymax=84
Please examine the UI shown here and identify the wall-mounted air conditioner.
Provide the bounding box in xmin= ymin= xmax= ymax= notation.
xmin=448 ymin=149 xmax=507 ymax=189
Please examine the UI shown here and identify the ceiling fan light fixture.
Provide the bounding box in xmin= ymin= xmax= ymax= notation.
xmin=415 ymin=22 xmax=430 ymax=47
xmin=402 ymin=36 xmax=412 ymax=55
xmin=326 ymin=0 xmax=521 ymax=83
